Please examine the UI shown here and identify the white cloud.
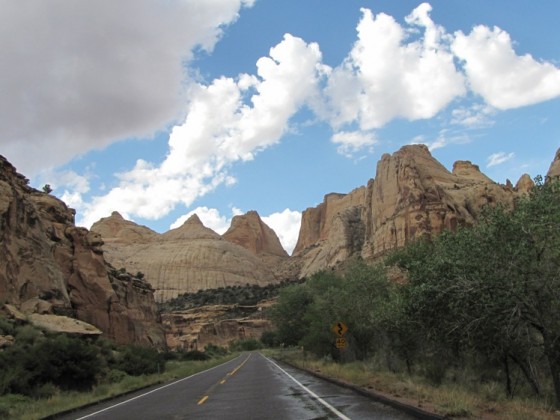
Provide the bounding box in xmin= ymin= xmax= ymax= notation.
xmin=262 ymin=209 xmax=302 ymax=255
xmin=411 ymin=134 xmax=446 ymax=152
xmin=77 ymin=34 xmax=324 ymax=227
xmin=451 ymin=103 xmax=496 ymax=127
xmin=331 ymin=130 xmax=377 ymax=157
xmin=0 ymin=0 xmax=253 ymax=175
xmin=323 ymin=4 xmax=466 ymax=131
xmin=487 ymin=152 xmax=515 ymax=168
xmin=452 ymin=25 xmax=560 ymax=109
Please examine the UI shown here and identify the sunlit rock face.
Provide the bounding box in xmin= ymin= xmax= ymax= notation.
xmin=92 ymin=213 xmax=283 ymax=303
xmin=293 ymin=144 xmax=534 ymax=277
xmin=0 ymin=155 xmax=165 ymax=346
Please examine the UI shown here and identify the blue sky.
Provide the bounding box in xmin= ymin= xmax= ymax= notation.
xmin=1 ymin=0 xmax=559 ymax=254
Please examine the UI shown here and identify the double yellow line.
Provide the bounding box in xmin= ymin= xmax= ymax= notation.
xmin=197 ymin=354 xmax=252 ymax=406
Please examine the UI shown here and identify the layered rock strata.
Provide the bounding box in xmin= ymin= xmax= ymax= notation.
xmin=92 ymin=213 xmax=282 ymax=302
xmin=0 ymin=156 xmax=165 ymax=346
xmin=293 ymin=145 xmax=534 ymax=277
xmin=162 ymin=302 xmax=273 ymax=350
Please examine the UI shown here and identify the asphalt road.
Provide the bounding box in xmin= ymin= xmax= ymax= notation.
xmin=57 ymin=352 xmax=415 ymax=419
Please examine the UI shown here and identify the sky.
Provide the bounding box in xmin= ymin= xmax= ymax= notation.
xmin=2 ymin=0 xmax=560 ymax=255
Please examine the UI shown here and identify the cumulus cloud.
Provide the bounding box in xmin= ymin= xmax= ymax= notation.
xmin=24 ymin=2 xmax=560 ymax=246
xmin=78 ymin=34 xmax=324 ymax=227
xmin=262 ymin=209 xmax=302 ymax=255
xmin=451 ymin=103 xmax=496 ymax=127
xmin=452 ymin=25 xmax=560 ymax=109
xmin=487 ymin=152 xmax=515 ymax=168
xmin=0 ymin=0 xmax=253 ymax=175
xmin=331 ymin=130 xmax=377 ymax=157
xmin=322 ymin=3 xmax=466 ymax=131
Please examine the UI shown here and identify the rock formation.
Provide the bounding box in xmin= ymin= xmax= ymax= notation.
xmin=161 ymin=302 xmax=273 ymax=350
xmin=293 ymin=145 xmax=534 ymax=277
xmin=548 ymin=148 xmax=560 ymax=179
xmin=223 ymin=211 xmax=288 ymax=258
xmin=0 ymin=155 xmax=165 ymax=346
xmin=92 ymin=213 xmax=282 ymax=302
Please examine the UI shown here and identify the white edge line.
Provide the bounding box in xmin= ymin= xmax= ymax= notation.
xmin=264 ymin=355 xmax=351 ymax=420
xmin=75 ymin=354 xmax=244 ymax=419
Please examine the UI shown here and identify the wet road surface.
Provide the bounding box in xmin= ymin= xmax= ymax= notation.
xmin=58 ymin=352 xmax=415 ymax=419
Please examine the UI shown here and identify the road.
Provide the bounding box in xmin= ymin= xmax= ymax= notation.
xmin=58 ymin=352 xmax=416 ymax=419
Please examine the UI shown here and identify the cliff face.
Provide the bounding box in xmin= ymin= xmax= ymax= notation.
xmin=223 ymin=211 xmax=288 ymax=258
xmin=294 ymin=145 xmax=534 ymax=277
xmin=0 ymin=156 xmax=165 ymax=346
xmin=92 ymin=213 xmax=282 ymax=302
xmin=161 ymin=303 xmax=273 ymax=350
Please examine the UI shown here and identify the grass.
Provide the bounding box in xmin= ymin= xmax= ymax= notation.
xmin=271 ymin=349 xmax=559 ymax=419
xmin=0 ymin=354 xmax=239 ymax=420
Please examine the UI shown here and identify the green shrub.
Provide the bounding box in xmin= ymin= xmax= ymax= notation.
xmin=114 ymin=344 xmax=165 ymax=376
xmin=204 ymin=344 xmax=228 ymax=357
xmin=181 ymin=350 xmax=210 ymax=361
xmin=229 ymin=338 xmax=262 ymax=352
xmin=0 ymin=394 xmax=31 ymax=418
xmin=260 ymin=331 xmax=278 ymax=348
xmin=105 ymin=369 xmax=128 ymax=384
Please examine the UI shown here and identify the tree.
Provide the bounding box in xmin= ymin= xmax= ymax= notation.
xmin=388 ymin=176 xmax=560 ymax=404
xmin=42 ymin=184 xmax=52 ymax=194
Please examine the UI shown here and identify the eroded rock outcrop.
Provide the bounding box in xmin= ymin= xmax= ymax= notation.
xmin=0 ymin=155 xmax=165 ymax=346
xmin=294 ymin=145 xmax=534 ymax=277
xmin=162 ymin=302 xmax=273 ymax=350
xmin=223 ymin=211 xmax=288 ymax=258
xmin=93 ymin=213 xmax=281 ymax=302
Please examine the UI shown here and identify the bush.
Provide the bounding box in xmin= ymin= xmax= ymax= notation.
xmin=114 ymin=344 xmax=165 ymax=376
xmin=181 ymin=350 xmax=210 ymax=361
xmin=260 ymin=331 xmax=279 ymax=348
xmin=105 ymin=369 xmax=128 ymax=384
xmin=204 ymin=344 xmax=228 ymax=357
xmin=0 ymin=333 xmax=102 ymax=394
xmin=229 ymin=338 xmax=262 ymax=352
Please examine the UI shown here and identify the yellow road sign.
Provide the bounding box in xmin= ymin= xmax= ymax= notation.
xmin=332 ymin=322 xmax=348 ymax=337
xmin=335 ymin=337 xmax=347 ymax=349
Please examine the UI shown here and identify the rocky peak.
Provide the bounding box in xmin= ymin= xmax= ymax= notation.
xmin=91 ymin=211 xmax=158 ymax=244
xmin=162 ymin=214 xmax=222 ymax=241
xmin=516 ymin=174 xmax=534 ymax=192
xmin=293 ymin=144 xmax=529 ymax=276
xmin=452 ymin=160 xmax=494 ymax=183
xmin=223 ymin=210 xmax=288 ymax=257
xmin=547 ymin=147 xmax=560 ymax=179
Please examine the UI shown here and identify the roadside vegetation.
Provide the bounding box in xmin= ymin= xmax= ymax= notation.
xmin=269 ymin=176 xmax=560 ymax=418
xmin=0 ymin=319 xmax=239 ymax=419
xmin=158 ymin=279 xmax=303 ymax=312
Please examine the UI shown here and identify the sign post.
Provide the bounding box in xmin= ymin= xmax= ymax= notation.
xmin=332 ymin=322 xmax=348 ymax=351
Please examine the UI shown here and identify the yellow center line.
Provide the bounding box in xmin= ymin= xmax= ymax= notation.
xmin=196 ymin=353 xmax=252 ymax=406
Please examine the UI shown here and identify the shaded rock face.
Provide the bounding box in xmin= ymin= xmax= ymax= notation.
xmin=294 ymin=145 xmax=534 ymax=277
xmin=161 ymin=303 xmax=273 ymax=350
xmin=0 ymin=156 xmax=165 ymax=347
xmin=92 ymin=213 xmax=281 ymax=302
xmin=223 ymin=211 xmax=288 ymax=258
xmin=548 ymin=148 xmax=560 ymax=179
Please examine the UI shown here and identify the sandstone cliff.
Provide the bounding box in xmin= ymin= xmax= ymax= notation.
xmin=293 ymin=145 xmax=534 ymax=277
xmin=162 ymin=302 xmax=273 ymax=350
xmin=548 ymin=148 xmax=560 ymax=179
xmin=223 ymin=211 xmax=288 ymax=258
xmin=0 ymin=155 xmax=165 ymax=346
xmin=92 ymin=213 xmax=281 ymax=302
